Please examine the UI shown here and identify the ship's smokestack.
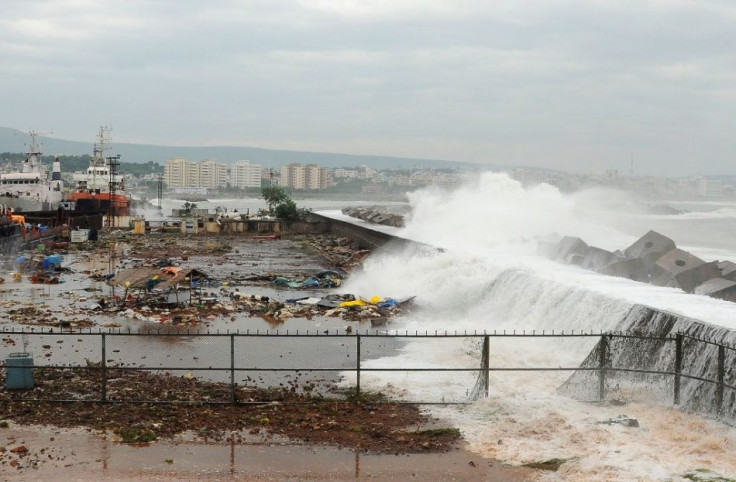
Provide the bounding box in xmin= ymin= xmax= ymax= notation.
xmin=52 ymin=156 xmax=61 ymax=181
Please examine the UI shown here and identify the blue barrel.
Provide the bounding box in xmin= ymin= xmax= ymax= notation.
xmin=5 ymin=352 xmax=34 ymax=389
xmin=46 ymin=254 xmax=62 ymax=267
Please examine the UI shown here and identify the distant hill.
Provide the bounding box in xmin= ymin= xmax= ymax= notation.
xmin=0 ymin=126 xmax=502 ymax=171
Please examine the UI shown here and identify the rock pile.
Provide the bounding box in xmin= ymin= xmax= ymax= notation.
xmin=342 ymin=207 xmax=404 ymax=228
xmin=542 ymin=230 xmax=736 ymax=302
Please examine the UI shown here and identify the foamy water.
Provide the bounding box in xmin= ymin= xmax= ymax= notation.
xmin=334 ymin=172 xmax=736 ymax=481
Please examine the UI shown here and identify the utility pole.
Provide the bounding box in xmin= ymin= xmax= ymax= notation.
xmin=107 ymin=154 xmax=121 ymax=229
xmin=107 ymin=154 xmax=121 ymax=296
xmin=156 ymin=173 xmax=163 ymax=211
xmin=630 ymin=153 xmax=634 ymax=177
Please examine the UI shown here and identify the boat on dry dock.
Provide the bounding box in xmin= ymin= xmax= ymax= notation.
xmin=0 ymin=131 xmax=64 ymax=212
xmin=66 ymin=126 xmax=131 ymax=217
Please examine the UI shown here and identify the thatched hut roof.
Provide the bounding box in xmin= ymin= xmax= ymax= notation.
xmin=108 ymin=267 xmax=211 ymax=291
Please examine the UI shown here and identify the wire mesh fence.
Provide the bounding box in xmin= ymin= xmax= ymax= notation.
xmin=0 ymin=328 xmax=734 ymax=420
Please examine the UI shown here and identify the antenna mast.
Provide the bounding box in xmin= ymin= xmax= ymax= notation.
xmin=630 ymin=152 xmax=634 ymax=177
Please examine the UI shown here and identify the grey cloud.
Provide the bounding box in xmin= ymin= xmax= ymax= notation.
xmin=1 ymin=1 xmax=735 ymax=176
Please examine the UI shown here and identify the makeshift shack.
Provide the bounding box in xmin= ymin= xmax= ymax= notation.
xmin=107 ymin=267 xmax=213 ymax=305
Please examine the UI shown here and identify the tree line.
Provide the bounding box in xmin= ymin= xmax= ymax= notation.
xmin=0 ymin=152 xmax=163 ymax=175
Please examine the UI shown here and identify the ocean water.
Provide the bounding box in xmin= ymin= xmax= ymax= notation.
xmin=330 ymin=172 xmax=736 ymax=481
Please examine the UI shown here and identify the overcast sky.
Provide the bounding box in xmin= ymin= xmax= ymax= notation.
xmin=2 ymin=0 xmax=735 ymax=176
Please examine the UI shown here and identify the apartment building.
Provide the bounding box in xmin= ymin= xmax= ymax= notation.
xmin=280 ymin=163 xmax=333 ymax=190
xmin=232 ymin=160 xmax=263 ymax=189
xmin=280 ymin=163 xmax=306 ymax=189
xmin=198 ymin=159 xmax=228 ymax=189
xmin=164 ymin=158 xmax=228 ymax=189
xmin=164 ymin=157 xmax=198 ymax=188
xmin=319 ymin=167 xmax=334 ymax=189
xmin=305 ymin=164 xmax=321 ymax=190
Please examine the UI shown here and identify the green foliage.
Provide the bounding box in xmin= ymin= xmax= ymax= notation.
xmin=262 ymin=186 xmax=289 ymax=213
xmin=119 ymin=160 xmax=163 ymax=175
xmin=181 ymin=201 xmax=197 ymax=215
xmin=415 ymin=427 xmax=461 ymax=438
xmin=684 ymin=469 xmax=735 ymax=481
xmin=115 ymin=426 xmax=158 ymax=444
xmin=275 ymin=199 xmax=298 ymax=221
xmin=522 ymin=458 xmax=567 ymax=471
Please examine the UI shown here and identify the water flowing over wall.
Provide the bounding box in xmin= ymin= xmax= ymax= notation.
xmin=317 ymin=210 xmax=736 ymax=422
xmin=318 ymin=171 xmax=736 ymax=423
xmin=559 ymin=304 xmax=736 ymax=422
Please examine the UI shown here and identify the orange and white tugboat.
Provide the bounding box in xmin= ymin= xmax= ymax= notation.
xmin=67 ymin=126 xmax=130 ymax=217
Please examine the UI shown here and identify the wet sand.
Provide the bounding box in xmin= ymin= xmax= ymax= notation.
xmin=2 ymin=425 xmax=534 ymax=481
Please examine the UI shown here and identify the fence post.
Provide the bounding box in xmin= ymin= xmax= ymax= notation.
xmin=674 ymin=334 xmax=682 ymax=405
xmin=101 ymin=333 xmax=107 ymax=403
xmin=482 ymin=335 xmax=490 ymax=398
xmin=717 ymin=345 xmax=725 ymax=414
xmin=598 ymin=334 xmax=607 ymax=401
xmin=230 ymin=334 xmax=236 ymax=404
xmin=356 ymin=334 xmax=361 ymax=398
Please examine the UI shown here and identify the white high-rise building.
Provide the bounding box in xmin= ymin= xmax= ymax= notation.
xmin=164 ymin=158 xmax=228 ymax=189
xmin=232 ymin=160 xmax=263 ymax=189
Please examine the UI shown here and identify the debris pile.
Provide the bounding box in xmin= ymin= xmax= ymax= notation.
xmin=0 ymin=229 xmax=420 ymax=330
xmin=273 ymin=270 xmax=344 ymax=289
xmin=0 ymin=370 xmax=461 ymax=455
xmin=299 ymin=234 xmax=370 ymax=271
xmin=275 ymin=294 xmax=416 ymax=324
xmin=12 ymin=253 xmax=67 ymax=284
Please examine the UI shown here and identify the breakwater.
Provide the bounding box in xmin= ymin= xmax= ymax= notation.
xmin=308 ymin=213 xmax=440 ymax=253
xmin=312 ymin=212 xmax=736 ymax=422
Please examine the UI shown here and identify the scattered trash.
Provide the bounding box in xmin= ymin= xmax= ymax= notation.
xmin=598 ymin=415 xmax=640 ymax=428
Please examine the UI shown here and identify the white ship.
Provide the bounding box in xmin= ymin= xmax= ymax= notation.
xmin=0 ymin=131 xmax=64 ymax=212
xmin=67 ymin=126 xmax=131 ymax=216
xmin=70 ymin=126 xmax=125 ymax=194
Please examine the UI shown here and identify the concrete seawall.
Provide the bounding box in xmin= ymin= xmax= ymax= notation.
xmin=308 ymin=213 xmax=442 ymax=253
xmin=306 ymin=214 xmax=735 ymax=421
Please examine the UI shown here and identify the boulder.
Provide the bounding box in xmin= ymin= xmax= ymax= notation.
xmin=565 ymin=253 xmax=586 ymax=266
xmin=717 ymin=261 xmax=736 ymax=282
xmin=581 ymin=247 xmax=620 ymax=272
xmin=624 ymin=230 xmax=677 ymax=269
xmin=694 ymin=278 xmax=736 ymax=302
xmin=601 ymin=257 xmax=649 ymax=282
xmin=551 ymin=236 xmax=589 ymax=263
xmin=650 ymin=249 xmax=716 ymax=292
xmin=675 ymin=261 xmax=722 ymax=293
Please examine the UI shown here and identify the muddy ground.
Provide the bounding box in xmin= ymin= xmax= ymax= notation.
xmin=0 ymin=231 xmax=535 ymax=480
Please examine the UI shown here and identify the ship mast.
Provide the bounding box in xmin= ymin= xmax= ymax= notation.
xmin=92 ymin=126 xmax=112 ymax=167
xmin=92 ymin=126 xmax=112 ymax=189
xmin=24 ymin=130 xmax=50 ymax=174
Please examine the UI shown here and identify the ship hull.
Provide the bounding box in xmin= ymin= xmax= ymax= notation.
xmin=67 ymin=192 xmax=131 ymax=217
xmin=0 ymin=195 xmax=61 ymax=213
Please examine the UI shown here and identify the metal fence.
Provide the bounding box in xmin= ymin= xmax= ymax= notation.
xmin=0 ymin=328 xmax=734 ymax=419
